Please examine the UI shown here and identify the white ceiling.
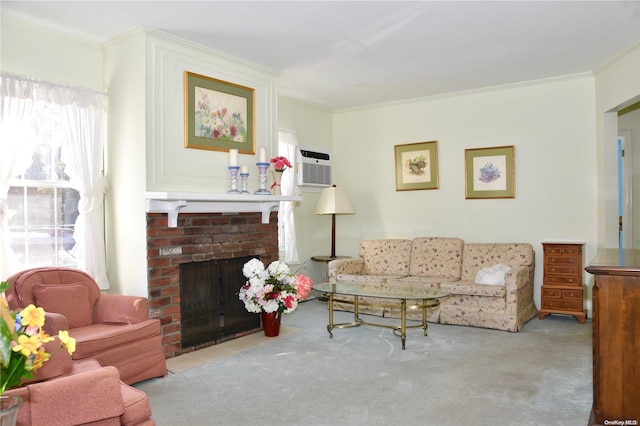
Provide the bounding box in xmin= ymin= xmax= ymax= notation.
xmin=3 ymin=1 xmax=640 ymax=110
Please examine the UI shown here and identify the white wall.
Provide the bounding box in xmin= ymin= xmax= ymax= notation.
xmin=144 ymin=31 xmax=279 ymax=193
xmin=332 ymin=76 xmax=599 ymax=309
xmin=102 ymin=30 xmax=280 ymax=296
xmin=103 ymin=30 xmax=148 ymax=296
xmin=594 ymin=42 xmax=640 ymax=250
xmin=278 ymin=96 xmax=334 ymax=282
xmin=618 ymin=108 xmax=640 ymax=248
xmin=1 ymin=17 xmax=103 ymax=90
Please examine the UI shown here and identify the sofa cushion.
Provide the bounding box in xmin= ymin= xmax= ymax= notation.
xmin=69 ymin=320 xmax=162 ymax=360
xmin=461 ymin=243 xmax=534 ymax=281
xmin=336 ymin=274 xmax=397 ymax=283
xmin=441 ymin=281 xmax=507 ymax=297
xmin=32 ymin=282 xmax=93 ymax=328
xmin=360 ymin=239 xmax=412 ymax=276
xmin=388 ymin=276 xmax=445 ymax=289
xmin=409 ymin=237 xmax=464 ymax=279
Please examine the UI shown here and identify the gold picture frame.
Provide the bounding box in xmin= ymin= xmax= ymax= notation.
xmin=465 ymin=145 xmax=515 ymax=199
xmin=394 ymin=141 xmax=439 ymax=191
xmin=184 ymin=71 xmax=255 ymax=154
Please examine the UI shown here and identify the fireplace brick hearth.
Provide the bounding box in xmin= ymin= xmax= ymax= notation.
xmin=146 ymin=211 xmax=279 ymax=358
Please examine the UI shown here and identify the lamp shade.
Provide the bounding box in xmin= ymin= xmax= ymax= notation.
xmin=315 ymin=186 xmax=355 ymax=215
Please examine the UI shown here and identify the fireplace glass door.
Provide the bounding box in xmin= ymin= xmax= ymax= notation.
xmin=180 ymin=256 xmax=259 ymax=347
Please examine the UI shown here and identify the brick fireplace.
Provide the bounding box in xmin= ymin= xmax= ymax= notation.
xmin=146 ymin=211 xmax=279 ymax=358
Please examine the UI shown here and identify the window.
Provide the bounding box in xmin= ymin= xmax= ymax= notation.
xmin=1 ymin=73 xmax=109 ymax=288
xmin=8 ymin=110 xmax=80 ymax=267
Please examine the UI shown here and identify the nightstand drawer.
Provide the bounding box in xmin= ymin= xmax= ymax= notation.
xmin=542 ymin=288 xmax=562 ymax=298
xmin=562 ymin=289 xmax=583 ymax=300
xmin=542 ymin=299 xmax=583 ymax=311
xmin=546 ymin=275 xmax=580 ymax=285
xmin=545 ymin=265 xmax=579 ymax=275
xmin=546 ymin=256 xmax=578 ymax=265
xmin=545 ymin=246 xmax=581 ymax=256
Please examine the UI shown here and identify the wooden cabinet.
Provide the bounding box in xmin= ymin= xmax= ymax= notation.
xmin=585 ymin=249 xmax=640 ymax=425
xmin=538 ymin=242 xmax=586 ymax=323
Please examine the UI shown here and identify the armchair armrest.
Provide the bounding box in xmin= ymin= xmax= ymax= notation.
xmin=43 ymin=312 xmax=69 ymax=335
xmin=93 ymin=294 xmax=150 ymax=324
xmin=29 ymin=365 xmax=125 ymax=425
xmin=328 ymin=257 xmax=365 ymax=280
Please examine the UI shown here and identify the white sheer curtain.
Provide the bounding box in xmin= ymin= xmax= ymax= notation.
xmin=61 ymin=97 xmax=109 ymax=288
xmin=0 ymin=75 xmax=36 ymax=279
xmin=278 ymin=128 xmax=301 ymax=264
xmin=0 ymin=73 xmax=109 ymax=288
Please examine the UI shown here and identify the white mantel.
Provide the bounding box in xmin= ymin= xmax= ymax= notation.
xmin=145 ymin=192 xmax=301 ymax=227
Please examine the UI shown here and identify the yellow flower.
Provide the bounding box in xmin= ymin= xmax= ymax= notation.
xmin=38 ymin=328 xmax=54 ymax=344
xmin=29 ymin=348 xmax=51 ymax=371
xmin=1 ymin=296 xmax=14 ymax=333
xmin=20 ymin=304 xmax=46 ymax=328
xmin=12 ymin=334 xmax=42 ymax=357
xmin=58 ymin=330 xmax=76 ymax=355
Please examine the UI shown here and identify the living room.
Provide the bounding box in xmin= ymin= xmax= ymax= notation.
xmin=1 ymin=2 xmax=639 ymax=424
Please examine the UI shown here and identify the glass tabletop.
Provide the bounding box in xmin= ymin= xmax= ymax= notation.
xmin=314 ymin=281 xmax=449 ymax=300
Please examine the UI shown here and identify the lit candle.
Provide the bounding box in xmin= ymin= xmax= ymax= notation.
xmin=240 ymin=165 xmax=249 ymax=174
xmin=259 ymin=147 xmax=267 ymax=163
xmin=229 ymin=149 xmax=238 ymax=166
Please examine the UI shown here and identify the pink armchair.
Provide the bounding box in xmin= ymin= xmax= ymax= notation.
xmin=4 ymin=359 xmax=155 ymax=426
xmin=5 ymin=267 xmax=167 ymax=385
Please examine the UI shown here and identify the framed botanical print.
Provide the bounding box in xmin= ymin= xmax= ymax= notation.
xmin=394 ymin=141 xmax=439 ymax=191
xmin=184 ymin=71 xmax=255 ymax=154
xmin=465 ymin=145 xmax=515 ymax=199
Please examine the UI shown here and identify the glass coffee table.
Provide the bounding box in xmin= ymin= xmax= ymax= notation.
xmin=314 ymin=281 xmax=449 ymax=350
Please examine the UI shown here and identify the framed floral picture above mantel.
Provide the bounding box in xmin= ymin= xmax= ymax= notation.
xmin=394 ymin=141 xmax=439 ymax=191
xmin=184 ymin=71 xmax=255 ymax=154
xmin=465 ymin=145 xmax=515 ymax=199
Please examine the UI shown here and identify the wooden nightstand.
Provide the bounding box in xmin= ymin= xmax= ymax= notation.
xmin=538 ymin=242 xmax=586 ymax=323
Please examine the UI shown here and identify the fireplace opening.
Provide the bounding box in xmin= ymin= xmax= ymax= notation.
xmin=179 ymin=256 xmax=260 ymax=347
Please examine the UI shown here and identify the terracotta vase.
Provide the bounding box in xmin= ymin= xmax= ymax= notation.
xmin=261 ymin=311 xmax=281 ymax=337
xmin=270 ymin=171 xmax=283 ymax=196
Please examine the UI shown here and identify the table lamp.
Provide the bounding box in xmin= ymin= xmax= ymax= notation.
xmin=315 ymin=185 xmax=355 ymax=258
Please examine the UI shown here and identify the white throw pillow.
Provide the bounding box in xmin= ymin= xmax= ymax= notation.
xmin=475 ymin=264 xmax=511 ymax=285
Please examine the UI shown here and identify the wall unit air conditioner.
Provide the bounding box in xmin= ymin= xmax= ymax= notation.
xmin=295 ymin=145 xmax=332 ymax=190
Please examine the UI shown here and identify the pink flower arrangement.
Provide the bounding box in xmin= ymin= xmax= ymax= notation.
xmin=270 ymin=156 xmax=292 ymax=172
xmin=239 ymin=259 xmax=313 ymax=315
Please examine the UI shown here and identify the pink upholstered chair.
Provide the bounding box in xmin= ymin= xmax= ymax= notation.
xmin=4 ymin=358 xmax=155 ymax=425
xmin=5 ymin=267 xmax=167 ymax=385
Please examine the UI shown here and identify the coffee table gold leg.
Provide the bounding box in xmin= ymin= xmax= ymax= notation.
xmin=422 ymin=299 xmax=428 ymax=336
xmin=327 ymin=293 xmax=334 ymax=338
xmin=401 ymin=299 xmax=407 ymax=350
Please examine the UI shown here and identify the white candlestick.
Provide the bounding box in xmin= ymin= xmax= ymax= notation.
xmin=240 ymin=165 xmax=249 ymax=174
xmin=229 ymin=149 xmax=239 ymax=166
xmin=259 ymin=147 xmax=267 ymax=163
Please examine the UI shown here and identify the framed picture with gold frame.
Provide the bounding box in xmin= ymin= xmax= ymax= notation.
xmin=394 ymin=141 xmax=439 ymax=191
xmin=465 ymin=145 xmax=515 ymax=199
xmin=184 ymin=71 xmax=255 ymax=154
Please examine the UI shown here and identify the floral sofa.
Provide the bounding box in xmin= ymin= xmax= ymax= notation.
xmin=328 ymin=238 xmax=537 ymax=332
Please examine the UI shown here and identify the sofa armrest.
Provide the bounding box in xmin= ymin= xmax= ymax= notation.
xmin=328 ymin=258 xmax=365 ymax=280
xmin=93 ymin=294 xmax=150 ymax=324
xmin=505 ymin=265 xmax=535 ymax=313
